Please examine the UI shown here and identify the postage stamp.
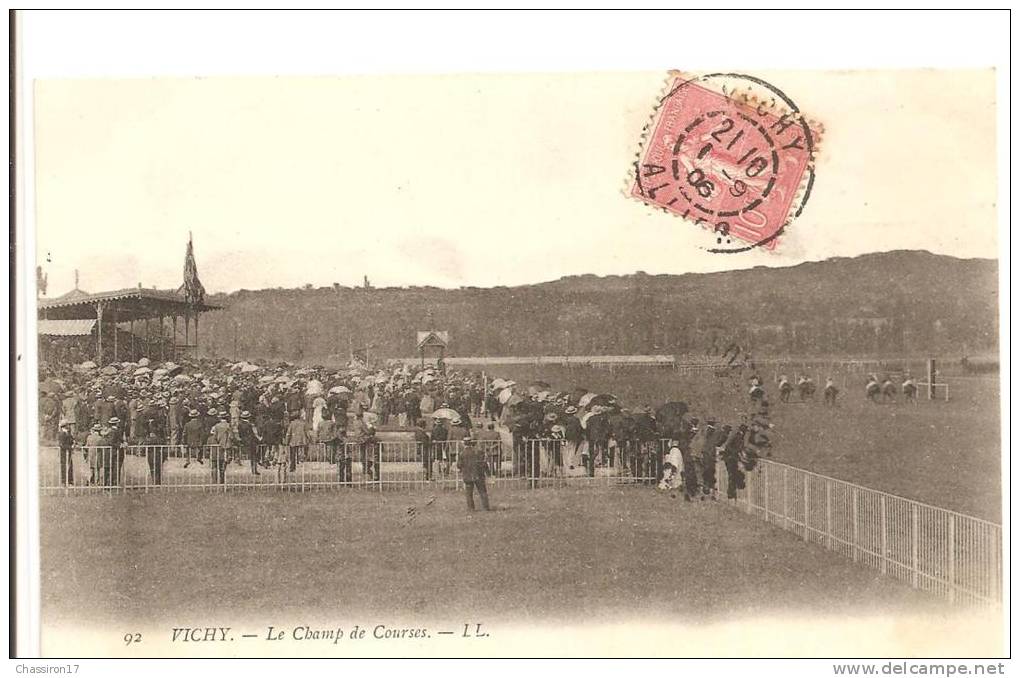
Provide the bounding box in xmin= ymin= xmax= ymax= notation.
xmin=630 ymin=72 xmax=820 ymax=253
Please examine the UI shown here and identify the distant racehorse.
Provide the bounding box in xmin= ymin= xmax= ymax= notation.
xmin=823 ymin=380 xmax=839 ymax=406
xmin=778 ymin=377 xmax=793 ymax=403
xmin=798 ymin=377 xmax=816 ymax=402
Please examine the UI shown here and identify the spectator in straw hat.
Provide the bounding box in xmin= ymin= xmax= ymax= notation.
xmin=360 ymin=424 xmax=380 ymax=482
xmin=107 ymin=417 xmax=125 ymax=487
xmin=145 ymin=425 xmax=168 ymax=486
xmin=458 ymin=436 xmax=490 ymax=511
xmin=211 ymin=411 xmax=233 ymax=485
xmin=238 ymin=410 xmax=261 ymax=476
xmin=284 ymin=412 xmax=308 ymax=474
xmin=183 ymin=409 xmax=206 ymax=467
xmin=86 ymin=423 xmax=109 ymax=487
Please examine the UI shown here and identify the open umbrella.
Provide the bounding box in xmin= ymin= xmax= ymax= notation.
xmin=173 ymin=374 xmax=194 ymax=384
xmin=259 ymin=375 xmax=275 ymax=384
xmin=578 ymin=392 xmax=598 ymax=408
xmin=241 ymin=363 xmax=259 ymax=373
xmin=137 ymin=358 xmax=150 ymax=367
xmin=490 ymin=378 xmax=509 ymax=390
xmin=101 ymin=366 xmax=118 ymax=376
xmin=329 ymin=385 xmax=352 ymax=394
xmin=78 ymin=360 xmax=97 ymax=370
xmin=134 ymin=367 xmax=152 ymax=376
xmin=167 ymin=364 xmax=184 ymax=377
xmin=430 ymin=407 xmax=461 ymax=420
xmin=497 ymin=388 xmax=514 ymax=405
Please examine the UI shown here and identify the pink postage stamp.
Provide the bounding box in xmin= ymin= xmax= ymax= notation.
xmin=630 ymin=72 xmax=820 ymax=252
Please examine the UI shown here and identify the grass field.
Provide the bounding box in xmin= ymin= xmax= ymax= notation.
xmin=37 ymin=363 xmax=1002 ymax=656
xmin=463 ymin=364 xmax=1001 ymax=520
xmin=41 ymin=487 xmax=940 ymax=633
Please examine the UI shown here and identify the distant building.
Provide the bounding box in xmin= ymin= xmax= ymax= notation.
xmin=416 ymin=330 xmax=449 ymax=368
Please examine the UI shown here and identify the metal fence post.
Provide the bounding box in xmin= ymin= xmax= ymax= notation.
xmin=743 ymin=461 xmax=752 ymax=514
xmin=783 ymin=467 xmax=789 ymax=529
xmin=918 ymin=499 xmax=926 ymax=591
xmin=880 ymin=495 xmax=887 ymax=575
xmin=762 ymin=465 xmax=770 ymax=522
xmin=825 ymin=480 xmax=832 ymax=551
xmin=851 ymin=486 xmax=859 ymax=563
xmin=948 ymin=515 xmax=956 ymax=603
xmin=803 ymin=473 xmax=809 ymax=542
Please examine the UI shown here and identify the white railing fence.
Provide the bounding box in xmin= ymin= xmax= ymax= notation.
xmin=38 ymin=439 xmax=1001 ymax=606
xmin=38 ymin=438 xmax=660 ymax=494
xmin=715 ymin=458 xmax=1002 ymax=607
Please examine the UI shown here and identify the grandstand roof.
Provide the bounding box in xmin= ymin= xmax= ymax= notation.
xmin=37 ymin=287 xmax=220 ymax=322
xmin=38 ymin=319 xmax=97 ymax=336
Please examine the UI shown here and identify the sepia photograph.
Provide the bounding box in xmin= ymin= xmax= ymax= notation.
xmin=11 ymin=9 xmax=1010 ymax=665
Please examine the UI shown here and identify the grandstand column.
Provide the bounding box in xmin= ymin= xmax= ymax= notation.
xmin=112 ymin=307 xmax=118 ymax=361
xmin=159 ymin=315 xmax=165 ymax=360
xmin=172 ymin=315 xmax=178 ymax=360
xmin=95 ymin=301 xmax=104 ymax=363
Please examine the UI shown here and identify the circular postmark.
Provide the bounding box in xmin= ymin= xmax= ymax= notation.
xmin=632 ymin=72 xmax=818 ymax=254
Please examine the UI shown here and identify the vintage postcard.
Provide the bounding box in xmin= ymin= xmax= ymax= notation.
xmin=13 ymin=12 xmax=1008 ymax=664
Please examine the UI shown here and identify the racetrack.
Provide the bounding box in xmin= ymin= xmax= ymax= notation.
xmin=41 ymin=487 xmax=946 ymax=636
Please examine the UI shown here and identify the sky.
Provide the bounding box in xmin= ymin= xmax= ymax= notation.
xmin=32 ymin=69 xmax=998 ymax=295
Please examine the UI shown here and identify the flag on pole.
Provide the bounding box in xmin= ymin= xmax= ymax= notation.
xmin=178 ymin=233 xmax=206 ymax=305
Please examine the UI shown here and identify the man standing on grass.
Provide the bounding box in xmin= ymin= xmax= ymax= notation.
xmin=57 ymin=420 xmax=75 ymax=486
xmin=284 ymin=412 xmax=307 ymax=475
xmin=458 ymin=436 xmax=490 ymax=511
xmin=85 ymin=423 xmax=106 ymax=487
xmin=183 ymin=409 xmax=206 ymax=468
xmin=211 ymin=412 xmax=234 ymax=485
xmin=238 ymin=410 xmax=261 ymax=476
